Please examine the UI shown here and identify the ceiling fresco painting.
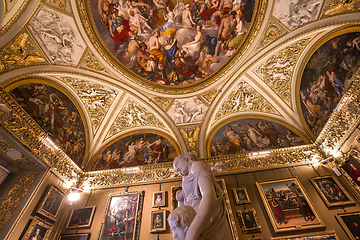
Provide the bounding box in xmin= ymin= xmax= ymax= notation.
xmin=167 ymin=97 xmax=208 ymax=125
xmin=9 ymin=83 xmax=86 ymax=167
xmin=27 ymin=5 xmax=86 ymax=66
xmin=91 ymin=0 xmax=254 ymax=85
xmin=272 ymin=0 xmax=323 ymax=30
xmin=300 ymin=32 xmax=360 ymax=137
xmin=91 ymin=132 xmax=177 ymax=170
xmin=209 ymin=118 xmax=306 ymax=157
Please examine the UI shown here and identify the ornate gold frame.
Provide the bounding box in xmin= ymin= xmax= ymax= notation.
xmin=36 ymin=185 xmax=65 ymax=221
xmin=310 ymin=175 xmax=355 ymax=207
xmin=335 ymin=211 xmax=360 ymax=240
xmin=236 ymin=208 xmax=261 ymax=234
xmin=66 ymin=206 xmax=96 ymax=229
xmin=21 ymin=216 xmax=53 ymax=240
xmin=256 ymin=177 xmax=326 ymax=233
xmin=98 ymin=191 xmax=144 ymax=240
xmin=233 ymin=187 xmax=250 ymax=204
xmin=150 ymin=209 xmax=167 ymax=233
xmin=270 ymin=230 xmax=339 ymax=239
xmin=152 ymin=191 xmax=166 ymax=208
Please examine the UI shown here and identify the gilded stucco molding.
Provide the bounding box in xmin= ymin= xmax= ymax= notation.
xmin=202 ymin=88 xmax=219 ymax=103
xmin=75 ymin=0 xmax=268 ymax=94
xmin=325 ymin=0 xmax=359 ymax=16
xmin=213 ymin=80 xmax=278 ymax=124
xmin=0 ymin=173 xmax=38 ymax=233
xmin=0 ymin=136 xmax=38 ymax=168
xmin=106 ymin=99 xmax=166 ymax=139
xmin=59 ymin=76 xmax=118 ymax=133
xmin=180 ymin=126 xmax=200 ymax=156
xmin=43 ymin=0 xmax=68 ymax=11
xmin=82 ymin=52 xmax=107 ymax=73
xmin=255 ymin=38 xmax=312 ymax=107
xmin=151 ymin=97 xmax=171 ymax=110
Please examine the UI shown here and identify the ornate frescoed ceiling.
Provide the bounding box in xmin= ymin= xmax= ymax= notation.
xmin=0 ymin=0 xmax=360 ymax=187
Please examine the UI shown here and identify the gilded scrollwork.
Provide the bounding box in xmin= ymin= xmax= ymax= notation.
xmin=256 ymin=38 xmax=311 ymax=105
xmin=214 ymin=81 xmax=277 ymax=123
xmin=325 ymin=0 xmax=359 ymax=15
xmin=83 ymin=53 xmax=107 ymax=73
xmin=180 ymin=126 xmax=200 ymax=156
xmin=0 ymin=173 xmax=38 ymax=233
xmin=202 ymin=88 xmax=219 ymax=103
xmin=107 ymin=100 xmax=166 ymax=138
xmin=262 ymin=25 xmax=282 ymax=46
xmin=60 ymin=77 xmax=118 ymax=132
xmin=151 ymin=97 xmax=170 ymax=110
xmin=0 ymin=33 xmax=45 ymax=73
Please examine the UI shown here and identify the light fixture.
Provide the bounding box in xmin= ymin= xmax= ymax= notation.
xmin=68 ymin=188 xmax=83 ymax=202
xmin=320 ymin=156 xmax=334 ymax=165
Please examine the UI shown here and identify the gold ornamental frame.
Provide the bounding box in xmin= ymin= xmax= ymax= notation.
xmin=270 ymin=230 xmax=339 ymax=239
xmin=21 ymin=216 xmax=53 ymax=240
xmin=150 ymin=209 xmax=167 ymax=233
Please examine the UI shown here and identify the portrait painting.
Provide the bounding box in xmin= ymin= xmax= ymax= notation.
xmin=209 ymin=118 xmax=305 ymax=157
xmin=237 ymin=208 xmax=261 ymax=234
xmin=233 ymin=187 xmax=250 ymax=204
xmin=10 ymin=83 xmax=86 ymax=167
xmin=36 ymin=185 xmax=65 ymax=221
xmin=270 ymin=230 xmax=339 ymax=240
xmin=67 ymin=206 xmax=96 ymax=228
xmin=310 ymin=175 xmax=355 ymax=207
xmin=256 ymin=177 xmax=325 ymax=233
xmin=21 ymin=216 xmax=53 ymax=240
xmin=153 ymin=191 xmax=166 ymax=207
xmin=98 ymin=191 xmax=144 ymax=240
xmin=89 ymin=0 xmax=255 ymax=86
xmin=336 ymin=211 xmax=360 ymax=240
xmin=59 ymin=233 xmax=91 ymax=240
xmin=171 ymin=179 xmax=239 ymax=240
xmin=150 ymin=209 xmax=166 ymax=233
xmin=91 ymin=133 xmax=177 ymax=170
xmin=299 ymin=32 xmax=360 ymax=137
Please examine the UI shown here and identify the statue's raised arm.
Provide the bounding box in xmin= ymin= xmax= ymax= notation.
xmin=173 ymin=153 xmax=232 ymax=240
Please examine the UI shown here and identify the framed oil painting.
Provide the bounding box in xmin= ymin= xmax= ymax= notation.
xmin=98 ymin=191 xmax=144 ymax=240
xmin=171 ymin=179 xmax=239 ymax=240
xmin=236 ymin=208 xmax=261 ymax=234
xmin=256 ymin=177 xmax=325 ymax=233
xmin=59 ymin=233 xmax=91 ymax=240
xmin=36 ymin=185 xmax=65 ymax=221
xmin=67 ymin=206 xmax=96 ymax=228
xmin=335 ymin=211 xmax=360 ymax=240
xmin=21 ymin=216 xmax=53 ymax=240
xmin=270 ymin=230 xmax=339 ymax=239
xmin=233 ymin=187 xmax=250 ymax=204
xmin=310 ymin=175 xmax=355 ymax=207
xmin=150 ymin=209 xmax=166 ymax=233
xmin=152 ymin=191 xmax=166 ymax=207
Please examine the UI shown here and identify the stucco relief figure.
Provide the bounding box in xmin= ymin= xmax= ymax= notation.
xmin=173 ymin=153 xmax=232 ymax=240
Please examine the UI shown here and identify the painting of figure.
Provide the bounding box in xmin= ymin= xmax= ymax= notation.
xmin=300 ymin=32 xmax=360 ymax=137
xmin=91 ymin=133 xmax=177 ymax=170
xmin=90 ymin=0 xmax=255 ymax=85
xmin=209 ymin=119 xmax=305 ymax=156
xmin=10 ymin=83 xmax=86 ymax=167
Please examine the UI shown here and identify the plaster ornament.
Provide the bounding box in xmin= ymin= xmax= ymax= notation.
xmin=173 ymin=153 xmax=232 ymax=240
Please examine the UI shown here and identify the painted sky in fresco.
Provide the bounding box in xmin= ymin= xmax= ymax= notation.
xmin=209 ymin=118 xmax=305 ymax=157
xmin=91 ymin=0 xmax=254 ymax=85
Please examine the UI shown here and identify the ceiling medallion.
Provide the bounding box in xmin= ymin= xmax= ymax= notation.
xmin=5 ymin=149 xmax=23 ymax=159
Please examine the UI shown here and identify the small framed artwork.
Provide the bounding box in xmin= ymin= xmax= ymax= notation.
xmin=270 ymin=230 xmax=339 ymax=239
xmin=237 ymin=208 xmax=261 ymax=234
xmin=233 ymin=187 xmax=250 ymax=204
xmin=256 ymin=177 xmax=325 ymax=233
xmin=170 ymin=185 xmax=182 ymax=211
xmin=67 ymin=206 xmax=96 ymax=228
xmin=36 ymin=185 xmax=65 ymax=220
xmin=335 ymin=211 xmax=360 ymax=240
xmin=150 ymin=209 xmax=166 ymax=233
xmin=152 ymin=191 xmax=166 ymax=207
xmin=59 ymin=233 xmax=91 ymax=240
xmin=310 ymin=175 xmax=355 ymax=207
xmin=21 ymin=216 xmax=53 ymax=240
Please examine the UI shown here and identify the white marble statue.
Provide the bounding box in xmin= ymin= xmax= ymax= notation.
xmin=168 ymin=205 xmax=200 ymax=240
xmin=173 ymin=153 xmax=232 ymax=240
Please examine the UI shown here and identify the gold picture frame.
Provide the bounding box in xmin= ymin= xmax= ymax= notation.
xmin=270 ymin=230 xmax=339 ymax=239
xmin=21 ymin=216 xmax=53 ymax=240
xmin=256 ymin=177 xmax=325 ymax=233
xmin=98 ymin=191 xmax=144 ymax=240
xmin=171 ymin=179 xmax=239 ymax=240
xmin=233 ymin=187 xmax=250 ymax=204
xmin=310 ymin=175 xmax=355 ymax=207
xmin=66 ymin=206 xmax=96 ymax=228
xmin=236 ymin=208 xmax=261 ymax=234
xmin=150 ymin=209 xmax=167 ymax=233
xmin=36 ymin=185 xmax=65 ymax=221
xmin=152 ymin=191 xmax=166 ymax=208
xmin=335 ymin=211 xmax=360 ymax=240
